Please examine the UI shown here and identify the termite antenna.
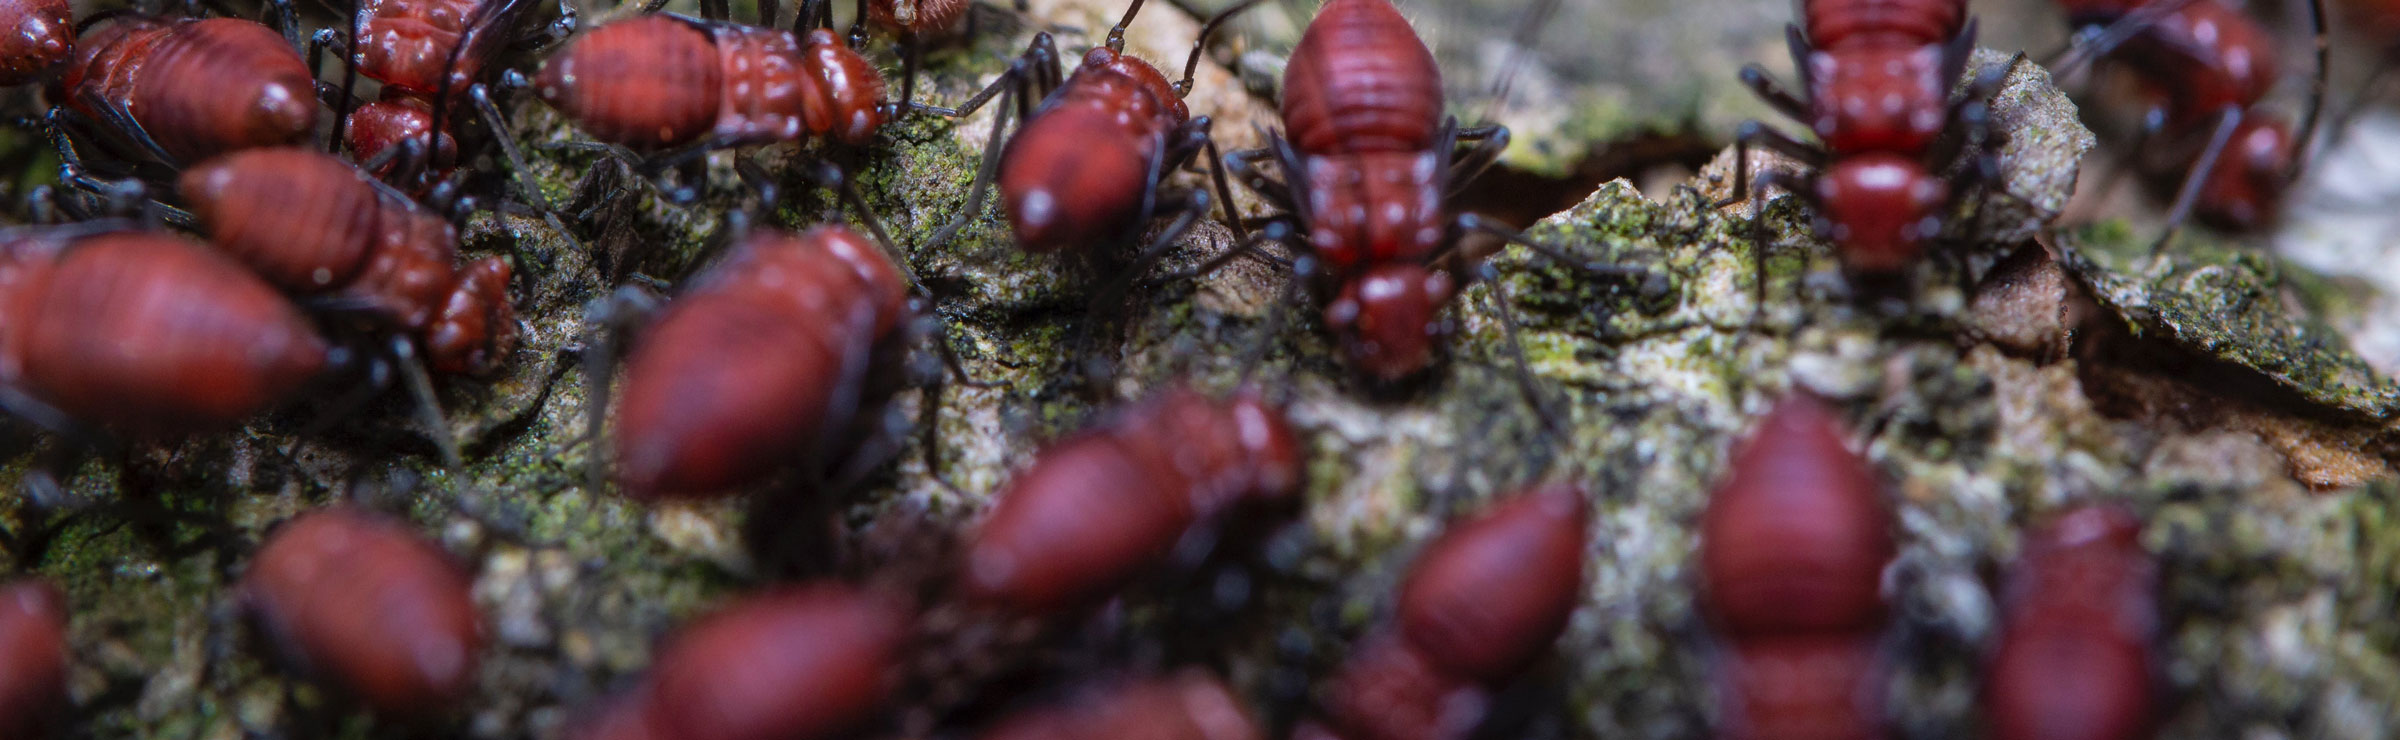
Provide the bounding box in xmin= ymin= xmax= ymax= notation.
xmin=1175 ymin=0 xmax=1266 ymax=96
xmin=1480 ymin=0 xmax=1563 ymax=124
xmin=1106 ymin=0 xmax=1145 ymax=53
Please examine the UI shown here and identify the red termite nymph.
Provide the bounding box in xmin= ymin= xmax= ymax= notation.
xmin=1224 ymin=0 xmax=1656 ymax=388
xmin=51 ymin=15 xmax=317 ymax=166
xmin=240 ymin=506 xmax=485 ymax=716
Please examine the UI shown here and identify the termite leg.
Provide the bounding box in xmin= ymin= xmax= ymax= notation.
xmin=1713 ymin=120 xmax=1825 ymax=209
xmin=1739 ymin=63 xmax=1811 ymax=122
xmin=576 ymin=285 xmax=666 ymax=491
xmin=922 ymin=70 xmax=1020 ymax=252
xmin=2151 ymin=106 xmax=2244 ymax=257
xmin=473 ymin=76 xmax=589 ymax=255
xmin=1475 ymin=259 xmax=1569 ymax=440
xmin=2287 ymin=0 xmax=2328 ymax=180
xmin=1442 ymin=118 xmax=1511 ymax=197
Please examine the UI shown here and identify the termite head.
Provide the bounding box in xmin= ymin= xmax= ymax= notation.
xmin=424 ymin=257 xmax=519 ymax=376
xmin=2193 ymin=118 xmax=2292 ymax=232
xmin=1325 ymin=263 xmax=1454 ymax=382
xmin=1814 ymin=153 xmax=1947 ymax=274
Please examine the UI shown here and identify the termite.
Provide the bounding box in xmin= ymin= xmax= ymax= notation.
xmin=1299 ymin=484 xmax=1589 ymax=740
xmin=240 ymin=506 xmax=484 ymax=716
xmin=1982 ymin=505 xmax=2160 ymax=740
xmin=0 ymin=578 xmax=67 ymax=738
xmin=1223 ymin=0 xmax=1658 ymax=391
xmin=50 ymin=15 xmax=317 ymax=166
xmin=960 ymin=388 xmax=1302 ymax=615
xmin=0 ymin=227 xmax=328 ymax=436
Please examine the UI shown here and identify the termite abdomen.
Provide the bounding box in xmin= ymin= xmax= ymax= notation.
xmin=639 ymin=585 xmax=909 ymax=740
xmin=0 ymin=230 xmax=328 ymax=435
xmin=0 ymin=0 xmax=71 ymax=87
xmin=58 ymin=16 xmax=317 ymax=163
xmin=1276 ymin=0 xmax=1442 ymax=154
xmin=1396 ymin=483 xmax=1588 ymax=683
xmin=1982 ymin=505 xmax=2159 ymax=740
xmin=0 ymin=579 xmax=68 ymax=738
xmin=979 ymin=672 xmax=1264 ymax=740
xmin=611 ymin=226 xmax=910 ymax=500
xmin=1698 ymin=396 xmax=1893 ymax=638
xmin=1713 ymin=634 xmax=1888 ymax=740
xmin=240 ymin=507 xmax=483 ymax=715
xmin=961 ymin=390 xmax=1302 ymax=614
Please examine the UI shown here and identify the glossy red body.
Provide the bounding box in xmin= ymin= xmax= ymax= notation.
xmin=241 ymin=507 xmax=483 ymax=715
xmin=0 ymin=0 xmax=70 ymax=86
xmin=355 ymin=0 xmax=509 ymax=96
xmin=2053 ymin=0 xmax=2294 ymax=231
xmin=1713 ymin=635 xmax=1887 ymax=740
xmin=612 ymin=226 xmax=910 ymax=500
xmin=640 ymin=585 xmax=907 ymax=740
xmin=1983 ymin=505 xmax=2159 ymax=740
xmin=962 ymin=389 xmax=1303 ymax=614
xmin=56 ymin=16 xmax=317 ymax=163
xmin=0 ymin=231 xmax=327 ymax=434
xmin=979 ymin=672 xmax=1263 ymax=740
xmin=1272 ymin=0 xmax=1469 ymax=381
xmin=1280 ymin=0 xmax=1441 ymax=154
xmin=0 ymin=579 xmax=67 ymax=738
xmin=1396 ymin=483 xmax=1589 ymax=682
xmin=1307 ymin=485 xmax=1589 ymax=740
xmin=178 ymin=147 xmax=519 ymax=375
xmin=1698 ymin=396 xmax=1893 ymax=638
xmin=535 ymin=16 xmax=887 ymax=151
xmin=1775 ymin=0 xmax=1970 ymax=270
xmin=999 ymin=47 xmax=1189 ymax=253
xmin=346 ymin=92 xmax=460 ymax=182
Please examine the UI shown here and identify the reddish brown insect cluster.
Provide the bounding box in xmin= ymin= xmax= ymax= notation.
xmin=1723 ymin=0 xmax=1996 ymax=273
xmin=565 ymin=584 xmax=910 ymax=740
xmin=610 ymin=226 xmax=912 ymax=500
xmin=0 ymin=579 xmax=68 ymax=738
xmin=1230 ymin=0 xmax=1561 ymax=382
xmin=962 ymin=388 xmax=1303 ymax=614
xmin=178 ymin=148 xmax=520 ymax=376
xmin=341 ymin=0 xmax=531 ymax=182
xmin=54 ymin=16 xmax=317 ymax=164
xmin=1982 ymin=505 xmax=2159 ymax=740
xmin=0 ymin=229 xmax=328 ymax=435
xmin=240 ymin=507 xmax=484 ymax=715
xmin=2051 ymin=0 xmax=2312 ymax=232
xmin=979 ymin=672 xmax=1263 ymax=740
xmin=534 ymin=14 xmax=888 ymax=152
xmin=1297 ymin=484 xmax=1589 ymax=740
xmin=0 ymin=0 xmax=71 ymax=87
xmin=1696 ymin=396 xmax=1895 ymax=740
